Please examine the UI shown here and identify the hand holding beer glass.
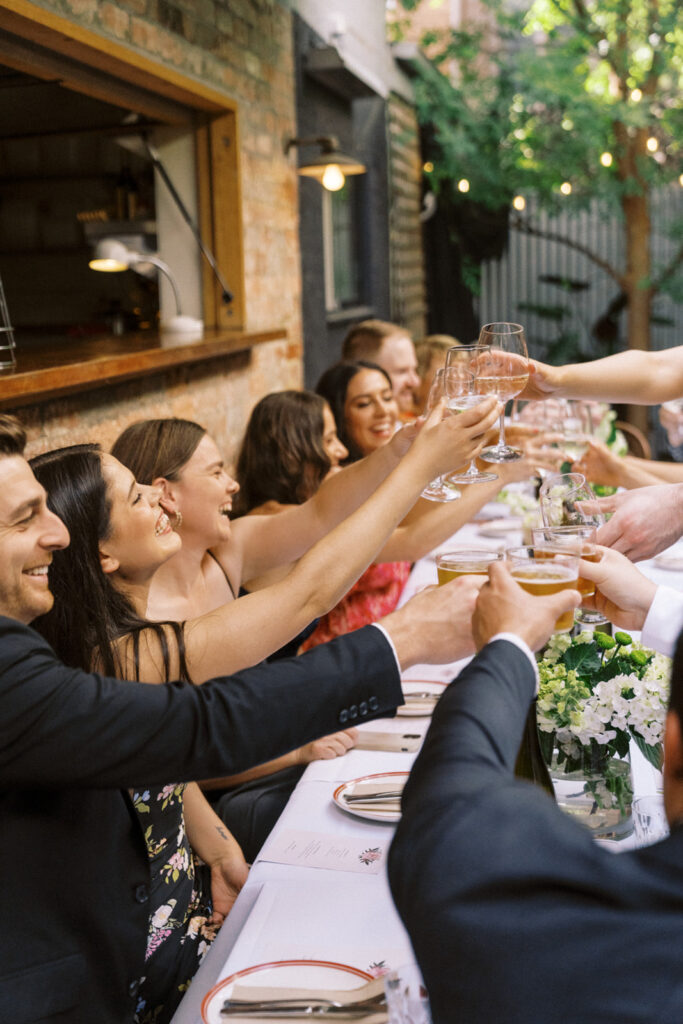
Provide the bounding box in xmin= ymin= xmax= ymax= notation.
xmin=532 ymin=524 xmax=606 ymax=627
xmin=504 ymin=545 xmax=580 ymax=633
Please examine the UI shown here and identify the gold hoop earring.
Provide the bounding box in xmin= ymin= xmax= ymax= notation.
xmin=172 ymin=510 xmax=183 ymax=530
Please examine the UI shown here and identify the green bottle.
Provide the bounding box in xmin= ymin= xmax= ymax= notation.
xmin=515 ymin=701 xmax=556 ymax=798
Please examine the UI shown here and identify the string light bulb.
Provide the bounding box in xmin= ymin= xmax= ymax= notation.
xmin=512 ymin=195 xmax=526 ymax=211
xmin=423 ymin=161 xmax=434 ymax=173
xmin=631 ymin=88 xmax=642 ymax=102
xmin=600 ymin=152 xmax=613 ymax=167
xmin=646 ymin=136 xmax=658 ymax=153
xmin=560 ymin=181 xmax=572 ymax=195
xmin=457 ymin=178 xmax=470 ymax=193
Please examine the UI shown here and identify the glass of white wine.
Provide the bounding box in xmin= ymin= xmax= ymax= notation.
xmin=419 ymin=367 xmax=463 ymax=502
xmin=444 ymin=344 xmax=498 ymax=484
xmin=475 ymin=323 xmax=529 ymax=463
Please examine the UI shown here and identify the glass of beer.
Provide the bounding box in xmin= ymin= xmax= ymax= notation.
xmin=531 ymin=525 xmax=606 ymax=626
xmin=436 ymin=548 xmax=504 ymax=584
xmin=505 ymin=545 xmax=580 ymax=633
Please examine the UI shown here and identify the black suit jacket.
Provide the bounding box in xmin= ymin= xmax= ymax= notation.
xmin=389 ymin=639 xmax=683 ymax=1024
xmin=0 ymin=617 xmax=401 ymax=1024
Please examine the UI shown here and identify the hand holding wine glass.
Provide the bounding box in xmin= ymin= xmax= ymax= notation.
xmin=443 ymin=344 xmax=498 ymax=485
xmin=419 ymin=368 xmax=462 ymax=502
xmin=475 ymin=323 xmax=529 ymax=463
xmin=539 ymin=472 xmax=605 ymax=529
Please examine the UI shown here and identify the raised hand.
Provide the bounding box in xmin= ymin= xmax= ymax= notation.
xmin=576 ymin=546 xmax=657 ymax=629
xmin=584 ymin=483 xmax=683 ymax=561
xmin=472 ymin=561 xmax=580 ymax=652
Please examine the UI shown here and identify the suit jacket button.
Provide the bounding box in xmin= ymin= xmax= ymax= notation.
xmin=128 ymin=979 xmax=140 ymax=998
xmin=339 ymin=709 xmax=349 ymax=724
xmin=349 ymin=704 xmax=358 ymax=719
xmin=134 ymin=884 xmax=149 ymax=903
xmin=368 ymin=696 xmax=379 ymax=711
xmin=359 ymin=701 xmax=368 ymax=716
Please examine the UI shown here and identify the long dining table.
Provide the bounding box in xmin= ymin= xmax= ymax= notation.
xmin=172 ymin=506 xmax=681 ymax=1024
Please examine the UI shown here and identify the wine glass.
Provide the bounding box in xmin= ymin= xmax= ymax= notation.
xmin=539 ymin=472 xmax=605 ymax=529
xmin=419 ymin=368 xmax=463 ymax=502
xmin=443 ymin=344 xmax=498 ymax=484
xmin=475 ymin=323 xmax=529 ymax=463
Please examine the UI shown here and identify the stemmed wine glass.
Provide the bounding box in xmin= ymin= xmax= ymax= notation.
xmin=443 ymin=344 xmax=498 ymax=485
xmin=419 ymin=367 xmax=465 ymax=502
xmin=475 ymin=323 xmax=529 ymax=463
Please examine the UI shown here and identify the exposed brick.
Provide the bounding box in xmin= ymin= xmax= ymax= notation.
xmin=99 ymin=2 xmax=131 ymax=39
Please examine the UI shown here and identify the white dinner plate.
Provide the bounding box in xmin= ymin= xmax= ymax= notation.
xmin=201 ymin=959 xmax=374 ymax=1023
xmin=397 ymin=679 xmax=447 ymax=717
xmin=333 ymin=771 xmax=409 ymax=824
xmin=477 ymin=517 xmax=523 ymax=538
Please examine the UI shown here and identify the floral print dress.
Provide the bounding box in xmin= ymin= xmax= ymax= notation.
xmin=131 ymin=783 xmax=220 ymax=1024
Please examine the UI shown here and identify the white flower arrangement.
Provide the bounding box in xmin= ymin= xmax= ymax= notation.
xmin=537 ymin=630 xmax=670 ymax=811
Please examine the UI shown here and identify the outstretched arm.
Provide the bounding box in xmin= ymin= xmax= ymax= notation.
xmin=584 ymin=482 xmax=683 ymax=560
xmin=521 ymin=346 xmax=683 ymax=405
xmin=226 ymin=399 xmax=500 ymax=583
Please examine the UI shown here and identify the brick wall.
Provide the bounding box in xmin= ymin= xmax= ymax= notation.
xmin=387 ymin=92 xmax=427 ymax=340
xmin=9 ymin=0 xmax=304 ymax=466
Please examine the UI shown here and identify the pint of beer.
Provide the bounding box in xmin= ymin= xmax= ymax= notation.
xmin=437 ymin=548 xmax=504 ymax=585
xmin=531 ymin=525 xmax=599 ymax=598
xmin=505 ymin=546 xmax=580 ymax=632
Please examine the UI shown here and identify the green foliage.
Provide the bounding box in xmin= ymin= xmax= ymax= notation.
xmin=401 ymin=0 xmax=682 ymax=211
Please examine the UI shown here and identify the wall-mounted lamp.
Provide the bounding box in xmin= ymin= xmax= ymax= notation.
xmin=89 ymin=238 xmax=203 ymax=341
xmin=285 ymin=135 xmax=366 ymax=192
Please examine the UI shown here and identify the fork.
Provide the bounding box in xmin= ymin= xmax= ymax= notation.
xmin=220 ymin=989 xmax=387 ymax=1017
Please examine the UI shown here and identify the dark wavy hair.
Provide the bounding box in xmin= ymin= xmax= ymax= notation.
xmin=316 ymin=360 xmax=392 ymax=464
xmin=111 ymin=418 xmax=206 ymax=484
xmin=234 ymin=390 xmax=330 ymax=514
xmin=30 ymin=445 xmax=189 ymax=682
xmin=0 ymin=414 xmax=26 ymax=456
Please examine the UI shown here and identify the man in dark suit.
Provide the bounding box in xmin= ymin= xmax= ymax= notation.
xmin=0 ymin=414 xmax=481 ymax=1024
xmin=389 ymin=562 xmax=683 ymax=1024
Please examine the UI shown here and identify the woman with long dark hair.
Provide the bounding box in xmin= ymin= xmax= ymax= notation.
xmin=30 ymin=445 xmax=248 ymax=1024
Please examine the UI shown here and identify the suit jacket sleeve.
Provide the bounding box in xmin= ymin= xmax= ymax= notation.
xmin=0 ymin=616 xmax=402 ymax=788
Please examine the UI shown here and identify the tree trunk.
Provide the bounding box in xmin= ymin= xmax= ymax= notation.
xmin=620 ymin=140 xmax=652 ymax=433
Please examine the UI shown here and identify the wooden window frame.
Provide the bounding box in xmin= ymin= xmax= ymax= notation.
xmin=0 ymin=0 xmax=245 ymax=332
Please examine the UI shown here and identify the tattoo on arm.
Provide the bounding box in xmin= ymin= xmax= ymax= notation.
xmin=216 ymin=825 xmax=229 ymax=841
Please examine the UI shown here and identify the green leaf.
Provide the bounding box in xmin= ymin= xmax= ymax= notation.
xmin=632 ymin=733 xmax=664 ymax=771
xmin=563 ymin=642 xmax=601 ymax=675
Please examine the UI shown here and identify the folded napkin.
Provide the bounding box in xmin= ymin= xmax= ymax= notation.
xmin=342 ymin=780 xmax=404 ymax=816
xmin=398 ymin=696 xmax=438 ymax=716
xmin=354 ymin=732 xmax=421 ymax=753
xmin=220 ymin=975 xmax=388 ymax=1022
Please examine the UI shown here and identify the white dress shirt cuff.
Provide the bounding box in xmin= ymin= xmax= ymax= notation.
xmin=488 ymin=632 xmax=539 ymax=694
xmin=370 ymin=622 xmax=402 ymax=675
xmin=641 ymin=585 xmax=683 ymax=658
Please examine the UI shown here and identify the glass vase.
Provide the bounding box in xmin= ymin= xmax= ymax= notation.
xmin=548 ymin=745 xmax=633 ymax=839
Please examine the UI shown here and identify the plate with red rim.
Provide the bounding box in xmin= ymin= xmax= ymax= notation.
xmin=333 ymin=771 xmax=409 ymax=824
xmin=397 ymin=679 xmax=447 ymax=717
xmin=201 ymin=959 xmax=374 ymax=1023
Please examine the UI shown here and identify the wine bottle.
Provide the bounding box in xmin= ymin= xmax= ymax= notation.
xmin=515 ymin=701 xmax=556 ymax=799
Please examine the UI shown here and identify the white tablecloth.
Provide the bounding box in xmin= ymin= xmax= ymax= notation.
xmin=172 ymin=508 xmax=682 ymax=1024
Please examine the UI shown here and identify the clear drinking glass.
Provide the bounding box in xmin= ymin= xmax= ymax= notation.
xmin=531 ymin=524 xmax=606 ymax=626
xmin=420 ymin=368 xmax=463 ymax=502
xmin=539 ymin=472 xmax=605 ymax=530
xmin=475 ymin=323 xmax=529 ymax=463
xmin=633 ymin=795 xmax=669 ymax=847
xmin=436 ymin=548 xmax=503 ymax=584
xmin=443 ymin=344 xmax=498 ymax=484
xmin=505 ymin=545 xmax=580 ymax=633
